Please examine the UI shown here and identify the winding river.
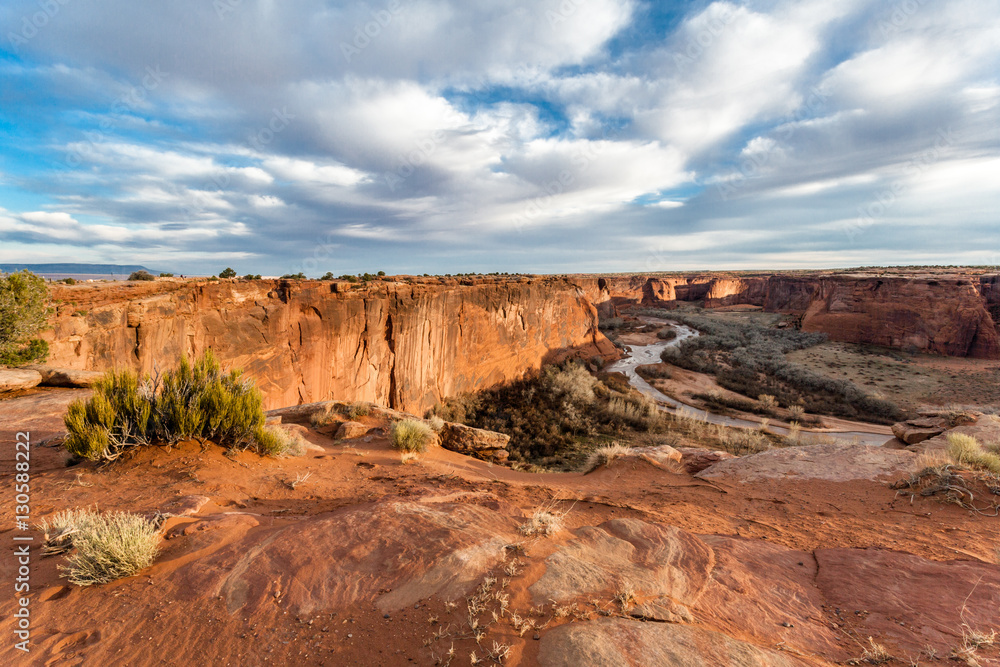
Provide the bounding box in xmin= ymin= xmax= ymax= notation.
xmin=607 ymin=317 xmax=892 ymax=446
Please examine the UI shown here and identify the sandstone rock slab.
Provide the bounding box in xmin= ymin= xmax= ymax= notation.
xmin=677 ymin=448 xmax=736 ymax=474
xmin=0 ymin=368 xmax=43 ymax=392
xmin=538 ymin=618 xmax=808 ymax=667
xmin=439 ymin=422 xmax=510 ymax=460
xmin=24 ymin=365 xmax=103 ymax=388
xmin=891 ymin=418 xmax=946 ymax=445
xmin=697 ymin=443 xmax=919 ymax=482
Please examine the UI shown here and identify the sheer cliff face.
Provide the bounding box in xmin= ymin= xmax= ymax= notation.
xmin=766 ymin=275 xmax=1000 ymax=359
xmin=45 ymin=278 xmax=616 ymax=412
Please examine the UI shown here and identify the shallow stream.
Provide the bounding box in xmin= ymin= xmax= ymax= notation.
xmin=606 ymin=317 xmax=891 ymax=446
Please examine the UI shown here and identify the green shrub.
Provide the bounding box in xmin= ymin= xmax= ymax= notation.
xmin=128 ymin=271 xmax=155 ymax=281
xmin=60 ymin=277 xmax=77 ymax=285
xmin=0 ymin=270 xmax=49 ymax=365
xmin=64 ymin=351 xmax=268 ymax=461
xmin=242 ymin=274 xmax=262 ymax=280
xmin=219 ymin=267 xmax=237 ymax=279
xmin=56 ymin=510 xmax=161 ymax=586
xmin=281 ymin=272 xmax=306 ymax=280
xmin=390 ymin=419 xmax=434 ymax=452
xmin=158 ymin=273 xmax=174 ymax=278
xmin=636 ymin=364 xmax=672 ymax=381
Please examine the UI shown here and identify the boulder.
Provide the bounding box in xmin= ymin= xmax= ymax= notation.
xmin=633 ymin=444 xmax=682 ymax=468
xmin=0 ymin=368 xmax=43 ymax=393
xmin=438 ymin=422 xmax=511 ymax=460
xmin=891 ymin=417 xmax=947 ymax=445
xmin=24 ymin=365 xmax=103 ymax=388
xmin=335 ymin=421 xmax=369 ymax=440
xmin=677 ymin=448 xmax=736 ymax=474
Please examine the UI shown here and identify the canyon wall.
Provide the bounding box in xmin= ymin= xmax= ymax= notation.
xmin=574 ymin=272 xmax=1000 ymax=359
xmin=45 ymin=278 xmax=617 ymax=412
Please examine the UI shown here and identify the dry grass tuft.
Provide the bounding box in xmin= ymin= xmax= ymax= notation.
xmin=859 ymin=637 xmax=892 ymax=664
xmin=51 ymin=509 xmax=161 ymax=586
xmin=947 ymin=433 xmax=1000 ymax=474
xmin=584 ymin=442 xmax=632 ymax=472
xmin=518 ymin=500 xmax=570 ymax=537
xmin=400 ymin=451 xmax=421 ymax=465
xmin=390 ymin=419 xmax=434 ymax=452
xmin=254 ymin=425 xmax=308 ymax=458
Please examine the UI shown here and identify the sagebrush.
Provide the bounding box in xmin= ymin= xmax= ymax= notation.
xmin=64 ymin=351 xmax=273 ymax=460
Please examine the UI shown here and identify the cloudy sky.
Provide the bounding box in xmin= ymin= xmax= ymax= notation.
xmin=1 ymin=0 xmax=998 ymax=275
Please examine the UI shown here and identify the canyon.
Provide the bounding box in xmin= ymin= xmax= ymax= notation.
xmin=44 ymin=277 xmax=616 ymax=412
xmin=574 ymin=270 xmax=1000 ymax=359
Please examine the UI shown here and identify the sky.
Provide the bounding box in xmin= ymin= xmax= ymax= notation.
xmin=0 ymin=0 xmax=998 ymax=276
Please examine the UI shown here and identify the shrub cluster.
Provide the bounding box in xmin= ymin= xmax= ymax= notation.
xmin=430 ymin=361 xmax=662 ymax=468
xmin=64 ymin=351 xmax=274 ymax=461
xmin=128 ymin=270 xmax=156 ymax=281
xmin=661 ymin=312 xmax=902 ymax=424
xmin=0 ymin=270 xmax=49 ymax=365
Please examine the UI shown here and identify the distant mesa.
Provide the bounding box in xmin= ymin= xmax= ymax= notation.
xmin=0 ymin=263 xmax=166 ymax=278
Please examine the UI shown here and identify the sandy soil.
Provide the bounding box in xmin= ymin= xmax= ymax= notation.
xmin=1 ymin=391 xmax=997 ymax=666
xmin=787 ymin=342 xmax=1000 ymax=411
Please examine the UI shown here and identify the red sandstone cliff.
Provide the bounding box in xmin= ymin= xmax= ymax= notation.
xmin=573 ymin=271 xmax=1000 ymax=360
xmin=765 ymin=275 xmax=1000 ymax=359
xmin=45 ymin=278 xmax=617 ymax=412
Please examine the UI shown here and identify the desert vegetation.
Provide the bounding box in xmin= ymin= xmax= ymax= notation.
xmin=63 ymin=350 xmax=277 ymax=461
xmin=39 ymin=508 xmax=160 ymax=586
xmin=390 ymin=419 xmax=435 ymax=452
xmin=660 ymin=311 xmax=903 ymax=424
xmin=0 ymin=269 xmax=49 ymax=365
xmin=128 ymin=270 xmax=156 ymax=281
xmin=430 ymin=362 xmax=666 ymax=469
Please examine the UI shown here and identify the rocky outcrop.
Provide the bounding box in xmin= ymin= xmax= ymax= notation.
xmin=891 ymin=417 xmax=947 ymax=445
xmin=766 ymin=274 xmax=1000 ymax=359
xmin=438 ymin=422 xmax=510 ymax=462
xmin=24 ymin=365 xmax=103 ymax=388
xmin=575 ymin=271 xmax=1000 ymax=359
xmin=44 ymin=277 xmax=617 ymax=412
xmin=0 ymin=368 xmax=42 ymax=392
xmin=703 ymin=277 xmax=769 ymax=308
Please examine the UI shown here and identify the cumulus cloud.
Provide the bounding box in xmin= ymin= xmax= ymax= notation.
xmin=1 ymin=0 xmax=998 ymax=273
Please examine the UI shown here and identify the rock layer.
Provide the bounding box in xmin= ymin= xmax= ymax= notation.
xmin=44 ymin=278 xmax=616 ymax=412
xmin=571 ymin=271 xmax=1000 ymax=359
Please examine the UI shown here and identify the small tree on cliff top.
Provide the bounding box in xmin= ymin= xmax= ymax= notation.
xmin=0 ymin=270 xmax=49 ymax=365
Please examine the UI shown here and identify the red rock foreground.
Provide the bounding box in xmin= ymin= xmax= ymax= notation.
xmin=2 ymin=392 xmax=998 ymax=666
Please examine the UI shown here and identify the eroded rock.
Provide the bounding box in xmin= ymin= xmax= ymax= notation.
xmin=696 ymin=442 xmax=918 ymax=482
xmin=0 ymin=368 xmax=43 ymax=392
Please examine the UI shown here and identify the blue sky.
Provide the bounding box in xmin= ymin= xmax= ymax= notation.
xmin=1 ymin=0 xmax=998 ymax=276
